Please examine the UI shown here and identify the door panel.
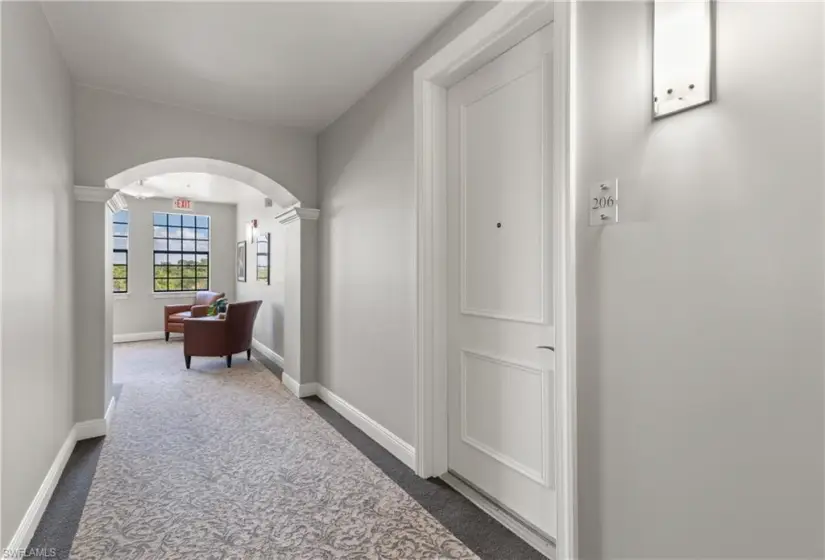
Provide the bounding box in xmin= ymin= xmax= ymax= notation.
xmin=461 ymin=67 xmax=546 ymax=323
xmin=447 ymin=24 xmax=556 ymax=538
xmin=461 ymin=349 xmax=549 ymax=485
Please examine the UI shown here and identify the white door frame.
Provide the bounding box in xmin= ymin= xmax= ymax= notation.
xmin=413 ymin=1 xmax=577 ymax=558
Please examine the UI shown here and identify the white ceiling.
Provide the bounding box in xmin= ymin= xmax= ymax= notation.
xmin=121 ymin=172 xmax=268 ymax=205
xmin=42 ymin=1 xmax=462 ymax=131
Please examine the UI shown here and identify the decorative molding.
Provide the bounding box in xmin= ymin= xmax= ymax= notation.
xmin=441 ymin=472 xmax=555 ymax=559
xmin=113 ymin=331 xmax=180 ymax=343
xmin=275 ymin=206 xmax=320 ymax=226
xmin=458 ymin=64 xmax=548 ymax=327
xmin=315 ymin=386 xmax=416 ymax=471
xmin=6 ymin=427 xmax=77 ymax=555
xmin=107 ymin=192 xmax=128 ymax=213
xmin=73 ymin=185 xmax=119 ymax=203
xmin=281 ymin=372 xmax=318 ymax=398
xmin=551 ymin=5 xmax=579 ymax=559
xmin=251 ymin=339 xmax=285 ymax=368
xmin=460 ymin=349 xmax=550 ymax=487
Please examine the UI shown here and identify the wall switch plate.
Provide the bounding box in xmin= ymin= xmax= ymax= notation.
xmin=589 ymin=179 xmax=619 ymax=226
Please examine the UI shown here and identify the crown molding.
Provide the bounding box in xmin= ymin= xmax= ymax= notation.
xmin=276 ymin=207 xmax=320 ymax=226
xmin=74 ymin=185 xmax=120 ymax=203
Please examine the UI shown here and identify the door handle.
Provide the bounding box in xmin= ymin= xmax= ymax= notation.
xmin=536 ymin=345 xmax=555 ymax=351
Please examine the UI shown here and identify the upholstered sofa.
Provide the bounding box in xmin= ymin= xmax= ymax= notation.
xmin=163 ymin=290 xmax=225 ymax=341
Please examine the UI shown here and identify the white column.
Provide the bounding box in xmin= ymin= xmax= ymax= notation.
xmin=73 ymin=186 xmax=126 ymax=426
xmin=276 ymin=206 xmax=319 ymax=393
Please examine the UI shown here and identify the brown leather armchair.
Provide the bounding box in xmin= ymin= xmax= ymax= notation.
xmin=182 ymin=300 xmax=262 ymax=369
xmin=164 ymin=291 xmax=225 ymax=341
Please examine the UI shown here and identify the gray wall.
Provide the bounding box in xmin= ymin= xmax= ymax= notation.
xmin=73 ymin=199 xmax=112 ymax=424
xmin=113 ymin=197 xmax=237 ymax=336
xmin=575 ymin=2 xmax=824 ymax=558
xmin=73 ymin=85 xmax=318 ymax=206
xmin=235 ymin=199 xmax=288 ymax=358
xmin=318 ymin=0 xmax=825 ymax=556
xmin=317 ymin=2 xmax=495 ymax=444
xmin=0 ymin=2 xmax=74 ymax=546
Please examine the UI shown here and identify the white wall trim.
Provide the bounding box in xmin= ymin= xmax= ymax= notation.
xmin=74 ymin=419 xmax=104 ymax=441
xmin=275 ymin=206 xmax=320 ymax=226
xmin=75 ymin=396 xmax=116 ymax=441
xmin=315 ymin=386 xmax=416 ymax=471
xmin=151 ymin=292 xmax=199 ymax=300
xmin=7 ymin=394 xmax=118 ymax=551
xmin=74 ymin=185 xmax=117 ymax=202
xmin=114 ymin=331 xmax=180 ymax=343
xmin=5 ymin=428 xmax=77 ymax=554
xmin=281 ymin=372 xmax=318 ymax=398
xmin=251 ymin=338 xmax=285 ymax=368
xmin=104 ymin=396 xmax=117 ymax=433
xmin=414 ymin=2 xmax=578 ymax=558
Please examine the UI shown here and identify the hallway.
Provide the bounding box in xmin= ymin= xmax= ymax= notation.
xmin=30 ymin=342 xmax=542 ymax=559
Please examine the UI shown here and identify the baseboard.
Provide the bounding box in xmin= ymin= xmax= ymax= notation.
xmin=7 ymin=395 xmax=119 ymax=550
xmin=114 ymin=331 xmax=179 ymax=343
xmin=75 ymin=396 xmax=116 ymax=440
xmin=5 ymin=426 xmax=77 ymax=554
xmin=74 ymin=418 xmax=106 ymax=440
xmin=251 ymin=339 xmax=284 ymax=368
xmin=104 ymin=396 xmax=116 ymax=432
xmin=315 ymin=385 xmax=416 ymax=471
xmin=281 ymin=372 xmax=318 ymax=398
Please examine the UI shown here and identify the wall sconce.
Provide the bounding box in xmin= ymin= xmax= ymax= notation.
xmin=245 ymin=219 xmax=259 ymax=244
xmin=653 ymin=0 xmax=714 ymax=118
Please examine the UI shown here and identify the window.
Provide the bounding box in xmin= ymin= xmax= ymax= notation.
xmin=112 ymin=210 xmax=129 ymax=293
xmin=153 ymin=212 xmax=210 ymax=292
xmin=256 ymin=233 xmax=270 ymax=284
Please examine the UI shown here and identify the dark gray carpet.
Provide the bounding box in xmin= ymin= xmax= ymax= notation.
xmin=26 ymin=437 xmax=104 ymax=559
xmin=303 ymin=397 xmax=544 ymax=560
xmin=29 ymin=352 xmax=543 ymax=559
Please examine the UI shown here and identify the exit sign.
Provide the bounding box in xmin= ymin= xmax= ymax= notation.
xmin=173 ymin=197 xmax=193 ymax=211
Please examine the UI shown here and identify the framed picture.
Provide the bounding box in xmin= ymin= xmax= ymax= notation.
xmin=256 ymin=233 xmax=270 ymax=285
xmin=237 ymin=241 xmax=247 ymax=282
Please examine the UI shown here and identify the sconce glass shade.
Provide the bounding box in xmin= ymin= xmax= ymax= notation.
xmin=653 ymin=0 xmax=714 ymax=118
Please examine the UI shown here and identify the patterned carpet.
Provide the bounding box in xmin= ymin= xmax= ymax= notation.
xmin=69 ymin=341 xmax=476 ymax=559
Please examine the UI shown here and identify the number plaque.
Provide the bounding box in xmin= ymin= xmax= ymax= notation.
xmin=589 ymin=179 xmax=619 ymax=226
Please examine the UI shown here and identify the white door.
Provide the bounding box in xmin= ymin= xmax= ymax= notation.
xmin=447 ymin=24 xmax=556 ymax=538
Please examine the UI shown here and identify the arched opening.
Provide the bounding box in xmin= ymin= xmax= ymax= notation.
xmin=105 ymin=157 xmax=301 ymax=209
xmin=73 ymin=158 xmax=319 ymax=434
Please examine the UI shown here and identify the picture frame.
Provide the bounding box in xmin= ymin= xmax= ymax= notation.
xmin=256 ymin=232 xmax=270 ymax=285
xmin=237 ymin=241 xmax=247 ymax=282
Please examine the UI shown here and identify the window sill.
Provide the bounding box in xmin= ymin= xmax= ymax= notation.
xmin=152 ymin=291 xmax=198 ymax=300
xmin=114 ymin=292 xmax=130 ymax=300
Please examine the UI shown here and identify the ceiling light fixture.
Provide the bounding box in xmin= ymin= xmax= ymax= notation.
xmin=128 ymin=179 xmax=158 ymax=200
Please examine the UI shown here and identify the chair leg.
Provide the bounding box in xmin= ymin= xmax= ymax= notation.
xmin=165 ymin=331 xmax=170 ymax=342
xmin=226 ymin=355 xmax=232 ymax=368
xmin=185 ymin=355 xmax=191 ymax=369
xmin=247 ymin=349 xmax=252 ymax=361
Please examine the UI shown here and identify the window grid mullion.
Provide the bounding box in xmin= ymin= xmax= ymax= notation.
xmin=152 ymin=212 xmax=209 ymax=293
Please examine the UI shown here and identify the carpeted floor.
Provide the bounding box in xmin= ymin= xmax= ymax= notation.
xmin=29 ymin=341 xmax=545 ymax=559
xmin=68 ymin=341 xmax=475 ymax=559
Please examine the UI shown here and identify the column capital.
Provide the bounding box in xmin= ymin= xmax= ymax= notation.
xmin=74 ymin=186 xmax=127 ymax=212
xmin=275 ymin=206 xmax=320 ymax=226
